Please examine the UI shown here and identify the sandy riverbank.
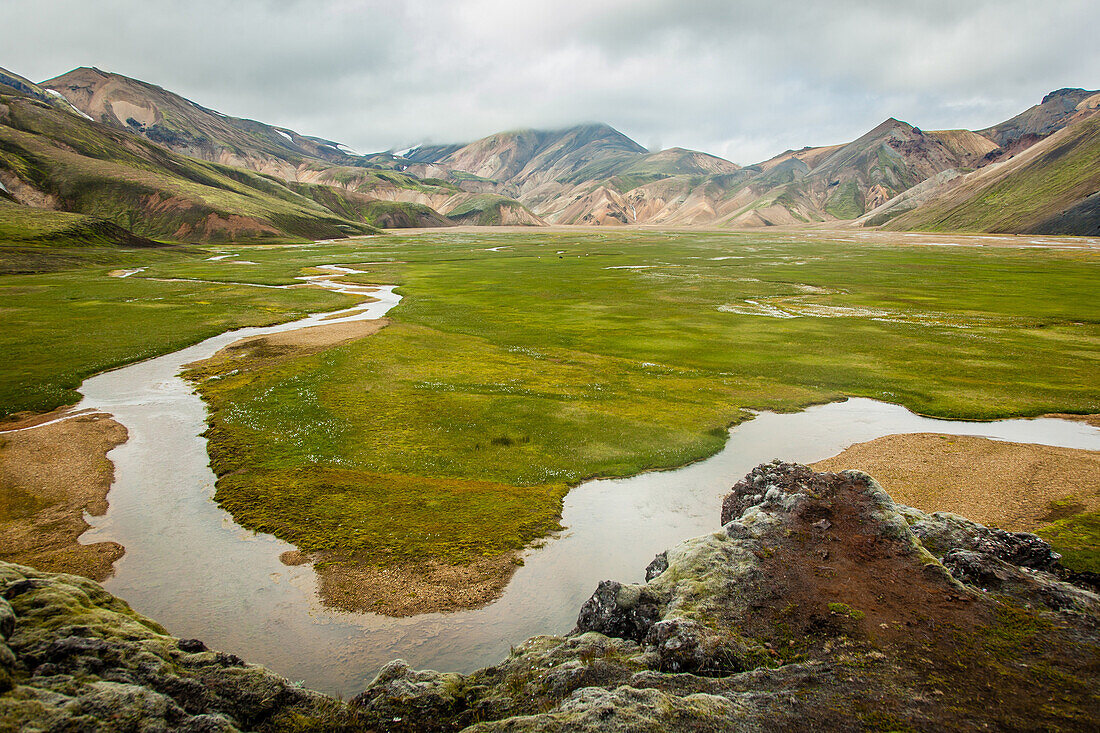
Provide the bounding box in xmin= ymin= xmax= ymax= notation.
xmin=0 ymin=409 xmax=127 ymax=578
xmin=280 ymin=548 xmax=521 ymax=616
xmin=187 ymin=317 xmax=391 ymax=370
xmin=812 ymin=433 xmax=1100 ymax=531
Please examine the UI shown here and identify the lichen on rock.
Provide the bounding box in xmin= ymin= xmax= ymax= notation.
xmin=0 ymin=564 xmax=363 ymax=731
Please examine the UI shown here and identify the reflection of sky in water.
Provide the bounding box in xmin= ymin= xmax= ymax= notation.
xmin=74 ymin=276 xmax=1100 ymax=697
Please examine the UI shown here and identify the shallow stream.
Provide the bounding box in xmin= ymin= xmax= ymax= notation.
xmin=74 ymin=271 xmax=1100 ymax=697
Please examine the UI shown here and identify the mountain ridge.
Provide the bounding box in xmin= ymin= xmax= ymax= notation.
xmin=2 ymin=63 xmax=1097 ymax=237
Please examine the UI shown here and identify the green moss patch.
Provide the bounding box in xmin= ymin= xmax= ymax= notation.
xmin=1037 ymin=511 xmax=1100 ymax=573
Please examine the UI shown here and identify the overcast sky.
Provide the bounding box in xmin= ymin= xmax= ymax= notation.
xmin=7 ymin=0 xmax=1099 ymax=164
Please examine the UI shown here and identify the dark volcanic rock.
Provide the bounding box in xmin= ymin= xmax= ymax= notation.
xmin=941 ymin=549 xmax=1100 ymax=615
xmin=2 ymin=462 xmax=1098 ymax=731
xmin=643 ymin=552 xmax=668 ymax=582
xmin=576 ymin=581 xmax=661 ymax=641
xmin=348 ymin=461 xmax=1100 ymax=731
xmin=351 ymin=660 xmax=470 ymax=732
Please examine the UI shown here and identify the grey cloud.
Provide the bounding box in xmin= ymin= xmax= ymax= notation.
xmin=5 ymin=0 xmax=1098 ymax=165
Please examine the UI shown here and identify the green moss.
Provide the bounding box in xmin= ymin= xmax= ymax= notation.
xmin=1037 ymin=511 xmax=1100 ymax=573
xmin=824 ymin=180 xmax=865 ymax=219
xmin=857 ymin=710 xmax=919 ymax=732
xmin=0 ymin=260 xmax=357 ymax=415
xmin=827 ymin=602 xmax=866 ymax=620
xmin=445 ymin=194 xmax=528 ymax=225
xmin=175 ymin=229 xmax=1100 ymax=565
xmin=214 ymin=467 xmax=567 ymax=563
xmin=5 ymin=228 xmax=1099 ymax=568
xmin=285 ymin=183 xmax=430 ymax=228
xmin=606 ymin=172 xmax=670 ymax=193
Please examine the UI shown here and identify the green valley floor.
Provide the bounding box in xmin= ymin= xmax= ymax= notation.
xmin=1 ymin=227 xmax=1097 ymax=611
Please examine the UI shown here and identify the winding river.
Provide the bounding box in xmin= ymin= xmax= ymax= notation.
xmin=69 ymin=269 xmax=1100 ymax=698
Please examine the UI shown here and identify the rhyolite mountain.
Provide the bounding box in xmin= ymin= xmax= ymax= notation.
xmin=38 ymin=67 xmax=545 ymax=228
xmin=42 ymin=67 xmax=366 ymax=176
xmin=0 ymin=67 xmax=455 ymax=244
xmin=876 ymin=94 xmax=1100 ymax=235
xmin=2 ymin=63 xmax=1098 ymax=239
xmin=2 ymin=463 xmax=1097 ymax=730
xmin=979 ymin=87 xmax=1100 ymax=148
xmin=0 ymin=76 xmax=382 ymax=243
xmin=382 ymin=89 xmax=1100 ymax=232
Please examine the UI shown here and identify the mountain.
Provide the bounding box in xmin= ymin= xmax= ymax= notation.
xmin=0 ymin=73 xmax=383 ymax=242
xmin=726 ymin=89 xmax=1099 ymax=233
xmin=718 ymin=119 xmax=999 ymax=226
xmin=979 ymin=87 xmax=1100 ymax=148
xmin=6 ymin=64 xmax=1099 ymax=236
xmin=406 ymin=123 xmax=648 ymax=186
xmin=0 ymin=66 xmax=96 ymax=121
xmin=399 ymin=123 xmax=744 ymax=225
xmin=404 ymin=115 xmax=1030 ymax=229
xmin=42 ymin=67 xmax=363 ymax=176
xmin=39 ymin=67 xmax=555 ymax=230
xmin=881 ymin=105 xmax=1100 ymax=235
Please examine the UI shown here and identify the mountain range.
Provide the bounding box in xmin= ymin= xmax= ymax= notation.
xmin=1 ymin=63 xmax=1097 ymax=243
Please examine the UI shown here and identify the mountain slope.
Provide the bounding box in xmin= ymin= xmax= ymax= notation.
xmin=804 ymin=118 xmax=973 ymax=213
xmin=39 ymin=67 xmax=553 ymax=229
xmin=412 ymin=123 xmax=648 ymax=187
xmin=925 ymin=129 xmax=999 ymax=164
xmin=885 ymin=108 xmax=1100 ymax=234
xmin=0 ymin=81 xmax=380 ymax=242
xmin=678 ymin=119 xmax=983 ymax=228
xmin=43 ymin=67 xmax=363 ymax=177
xmin=732 ymin=91 xmax=1100 ymax=233
xmin=0 ymin=66 xmax=92 ymax=120
xmin=400 ymin=123 xmax=747 ymax=225
xmin=11 ymin=65 xmax=1100 ymax=234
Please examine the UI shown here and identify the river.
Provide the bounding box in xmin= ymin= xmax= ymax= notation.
xmin=72 ymin=270 xmax=1100 ymax=697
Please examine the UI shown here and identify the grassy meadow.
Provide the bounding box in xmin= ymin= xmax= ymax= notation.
xmin=163 ymin=230 xmax=1099 ymax=567
xmin=0 ymin=230 xmax=360 ymax=416
xmin=1 ymin=224 xmax=1096 ymax=570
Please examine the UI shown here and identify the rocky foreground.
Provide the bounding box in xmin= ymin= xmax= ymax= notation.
xmin=2 ymin=462 xmax=1098 ymax=731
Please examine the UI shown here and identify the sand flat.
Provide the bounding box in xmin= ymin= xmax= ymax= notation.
xmin=0 ymin=412 xmax=127 ymax=578
xmin=812 ymin=433 xmax=1100 ymax=530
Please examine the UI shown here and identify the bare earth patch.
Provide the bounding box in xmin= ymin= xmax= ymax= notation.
xmin=0 ymin=405 xmax=99 ymax=431
xmin=812 ymin=433 xmax=1100 ymax=531
xmin=0 ymin=411 xmax=127 ymax=579
xmin=319 ymin=301 xmax=376 ymax=321
xmin=212 ymin=317 xmax=389 ymax=357
xmin=281 ymin=549 xmax=521 ymax=616
xmin=185 ymin=319 xmax=391 ymax=383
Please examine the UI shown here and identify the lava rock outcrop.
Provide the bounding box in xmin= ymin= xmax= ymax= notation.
xmin=2 ymin=461 xmax=1098 ymax=731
